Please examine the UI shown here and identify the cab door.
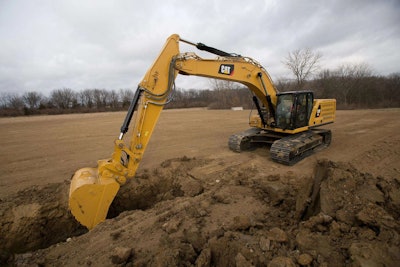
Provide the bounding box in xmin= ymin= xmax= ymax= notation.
xmin=293 ymin=92 xmax=313 ymax=128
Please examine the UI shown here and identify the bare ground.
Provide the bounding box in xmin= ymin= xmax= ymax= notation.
xmin=0 ymin=108 xmax=399 ymax=266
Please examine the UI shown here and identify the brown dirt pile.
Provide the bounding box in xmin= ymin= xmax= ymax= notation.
xmin=1 ymin=157 xmax=399 ymax=266
xmin=0 ymin=182 xmax=87 ymax=260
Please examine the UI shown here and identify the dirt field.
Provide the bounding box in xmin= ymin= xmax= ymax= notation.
xmin=0 ymin=108 xmax=399 ymax=266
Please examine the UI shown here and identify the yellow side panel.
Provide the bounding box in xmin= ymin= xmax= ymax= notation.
xmin=309 ymin=99 xmax=336 ymax=127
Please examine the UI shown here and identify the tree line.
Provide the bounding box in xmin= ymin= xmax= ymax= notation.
xmin=0 ymin=88 xmax=136 ymax=116
xmin=277 ymin=63 xmax=400 ymax=109
xmin=0 ymin=64 xmax=399 ymax=117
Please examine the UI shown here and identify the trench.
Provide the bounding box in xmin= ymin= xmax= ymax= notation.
xmin=298 ymin=160 xmax=330 ymax=221
xmin=0 ymin=169 xmax=182 ymax=264
xmin=0 ymin=182 xmax=86 ymax=263
xmin=108 ymin=175 xmax=183 ymax=219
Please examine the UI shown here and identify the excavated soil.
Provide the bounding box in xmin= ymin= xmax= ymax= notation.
xmin=0 ymin=109 xmax=399 ymax=266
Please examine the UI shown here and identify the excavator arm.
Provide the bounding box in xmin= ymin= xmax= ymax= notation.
xmin=69 ymin=34 xmax=181 ymax=229
xmin=69 ymin=34 xmax=335 ymax=229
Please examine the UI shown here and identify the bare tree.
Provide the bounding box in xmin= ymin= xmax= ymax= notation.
xmin=0 ymin=92 xmax=9 ymax=108
xmin=275 ymin=77 xmax=295 ymax=92
xmin=284 ymin=48 xmax=322 ymax=89
xmin=334 ymin=62 xmax=372 ymax=106
xmin=7 ymin=93 xmax=25 ymax=110
xmin=0 ymin=93 xmax=23 ymax=109
xmin=109 ymin=90 xmax=120 ymax=108
xmin=23 ymin=91 xmax=43 ymax=109
xmin=208 ymin=79 xmax=250 ymax=109
xmin=92 ymin=89 xmax=109 ymax=108
xmin=209 ymin=79 xmax=238 ymax=91
xmin=51 ymin=88 xmax=76 ymax=109
xmin=382 ymin=73 xmax=400 ymax=107
xmin=79 ymin=89 xmax=94 ymax=108
xmin=119 ymin=89 xmax=134 ymax=108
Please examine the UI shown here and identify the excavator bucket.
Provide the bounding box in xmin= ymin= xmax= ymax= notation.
xmin=69 ymin=167 xmax=120 ymax=230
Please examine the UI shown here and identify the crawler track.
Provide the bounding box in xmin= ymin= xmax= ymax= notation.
xmin=228 ymin=128 xmax=261 ymax=152
xmin=229 ymin=128 xmax=332 ymax=165
xmin=270 ymin=130 xmax=331 ymax=165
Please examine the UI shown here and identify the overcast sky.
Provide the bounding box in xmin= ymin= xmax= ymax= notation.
xmin=1 ymin=0 xmax=399 ymax=95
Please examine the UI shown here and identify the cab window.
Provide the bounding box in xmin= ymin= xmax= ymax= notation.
xmin=276 ymin=94 xmax=294 ymax=129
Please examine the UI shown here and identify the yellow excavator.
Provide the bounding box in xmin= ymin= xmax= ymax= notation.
xmin=69 ymin=34 xmax=336 ymax=229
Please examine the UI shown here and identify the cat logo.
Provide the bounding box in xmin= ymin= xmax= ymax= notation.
xmin=219 ymin=64 xmax=234 ymax=75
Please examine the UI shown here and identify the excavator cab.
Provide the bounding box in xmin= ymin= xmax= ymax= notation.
xmin=275 ymin=91 xmax=314 ymax=130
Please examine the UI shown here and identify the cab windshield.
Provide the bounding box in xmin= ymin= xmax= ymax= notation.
xmin=275 ymin=92 xmax=313 ymax=130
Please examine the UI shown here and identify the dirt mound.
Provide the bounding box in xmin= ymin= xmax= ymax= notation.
xmin=0 ymin=181 xmax=87 ymax=262
xmin=2 ymin=157 xmax=400 ymax=266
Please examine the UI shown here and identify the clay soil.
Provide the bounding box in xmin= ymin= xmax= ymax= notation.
xmin=0 ymin=108 xmax=399 ymax=266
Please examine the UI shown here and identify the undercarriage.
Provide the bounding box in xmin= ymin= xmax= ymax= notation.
xmin=228 ymin=128 xmax=332 ymax=165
